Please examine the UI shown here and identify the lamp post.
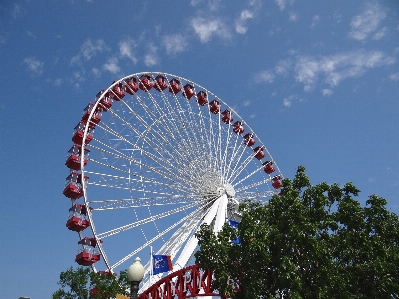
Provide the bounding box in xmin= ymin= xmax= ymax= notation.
xmin=128 ymin=257 xmax=145 ymax=299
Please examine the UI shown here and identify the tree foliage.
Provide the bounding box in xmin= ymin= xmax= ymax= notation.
xmin=52 ymin=266 xmax=130 ymax=299
xmin=195 ymin=166 xmax=399 ymax=299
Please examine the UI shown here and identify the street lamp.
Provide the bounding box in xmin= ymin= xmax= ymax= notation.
xmin=128 ymin=257 xmax=145 ymax=299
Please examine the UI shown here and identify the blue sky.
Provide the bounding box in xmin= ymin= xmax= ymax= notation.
xmin=0 ymin=0 xmax=399 ymax=298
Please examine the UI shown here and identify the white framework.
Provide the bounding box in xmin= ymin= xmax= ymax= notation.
xmin=76 ymin=72 xmax=282 ymax=288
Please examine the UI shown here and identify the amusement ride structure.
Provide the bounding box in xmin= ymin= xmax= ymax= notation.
xmin=63 ymin=72 xmax=283 ymax=297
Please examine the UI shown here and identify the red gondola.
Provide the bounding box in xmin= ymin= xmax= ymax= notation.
xmin=75 ymin=237 xmax=102 ymax=266
xmin=66 ymin=203 xmax=91 ymax=232
xmin=169 ymin=78 xmax=182 ymax=94
xmin=263 ymin=161 xmax=275 ymax=174
xmin=124 ymin=77 xmax=139 ymax=94
xmin=243 ymin=133 xmax=256 ymax=147
xmin=221 ymin=109 xmax=233 ymax=124
xmin=110 ymin=81 xmax=125 ymax=100
xmin=209 ymin=99 xmax=221 ymax=114
xmin=233 ymin=121 xmax=244 ymax=134
xmin=96 ymin=90 xmax=113 ymax=111
xmin=154 ymin=75 xmax=168 ymax=91
xmin=183 ymin=84 xmax=195 ymax=99
xmin=197 ymin=91 xmax=208 ymax=106
xmin=272 ymin=175 xmax=282 ymax=189
xmin=71 ymin=121 xmax=94 ymax=145
xmin=81 ymin=103 xmax=102 ymax=125
xmin=65 ymin=144 xmax=90 ymax=170
xmin=63 ymin=172 xmax=88 ymax=199
xmin=139 ymin=74 xmax=154 ymax=91
xmin=253 ymin=146 xmax=265 ymax=160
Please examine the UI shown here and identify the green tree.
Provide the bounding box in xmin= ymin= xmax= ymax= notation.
xmin=195 ymin=166 xmax=399 ymax=299
xmin=52 ymin=266 xmax=130 ymax=299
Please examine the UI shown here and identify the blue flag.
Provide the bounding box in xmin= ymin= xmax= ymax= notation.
xmin=229 ymin=220 xmax=241 ymax=244
xmin=153 ymin=255 xmax=173 ymax=275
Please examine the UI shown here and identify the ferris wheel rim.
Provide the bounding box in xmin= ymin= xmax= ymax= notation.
xmin=73 ymin=71 xmax=283 ymax=276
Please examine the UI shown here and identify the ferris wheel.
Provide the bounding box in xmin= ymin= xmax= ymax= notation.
xmin=63 ymin=72 xmax=283 ymax=288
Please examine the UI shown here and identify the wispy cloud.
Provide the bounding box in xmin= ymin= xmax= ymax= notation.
xmin=119 ymin=38 xmax=137 ymax=64
xmin=191 ymin=17 xmax=230 ymax=43
xmin=289 ymin=12 xmax=298 ymax=22
xmin=162 ymin=34 xmax=188 ymax=55
xmin=144 ymin=43 xmax=158 ymax=66
xmin=310 ymin=15 xmax=320 ymax=28
xmin=255 ymin=70 xmax=275 ymax=83
xmin=322 ymin=89 xmax=333 ymax=96
xmin=190 ymin=0 xmax=222 ymax=11
xmin=390 ymin=73 xmax=399 ymax=82
xmin=294 ymin=50 xmax=395 ymax=91
xmin=349 ymin=3 xmax=386 ymax=41
xmin=275 ymin=0 xmax=287 ymax=10
xmin=235 ymin=10 xmax=254 ymax=34
xmin=103 ymin=57 xmax=120 ymax=74
xmin=274 ymin=59 xmax=292 ymax=75
xmin=71 ymin=39 xmax=108 ymax=64
xmin=24 ymin=57 xmax=44 ymax=76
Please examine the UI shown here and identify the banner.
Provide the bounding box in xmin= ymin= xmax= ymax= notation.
xmin=153 ymin=255 xmax=173 ymax=275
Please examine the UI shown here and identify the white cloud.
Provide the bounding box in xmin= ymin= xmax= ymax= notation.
xmin=190 ymin=0 xmax=222 ymax=11
xmin=119 ymin=38 xmax=137 ymax=64
xmin=275 ymin=0 xmax=287 ymax=10
xmin=311 ymin=15 xmax=320 ymax=28
xmin=191 ymin=17 xmax=230 ymax=43
xmin=283 ymin=98 xmax=292 ymax=107
xmin=12 ymin=4 xmax=22 ymax=19
xmin=372 ymin=27 xmax=387 ymax=40
xmin=349 ymin=3 xmax=386 ymax=41
xmin=390 ymin=73 xmax=399 ymax=82
xmin=235 ymin=9 xmax=254 ymax=34
xmin=92 ymin=68 xmax=101 ymax=76
xmin=144 ymin=43 xmax=158 ymax=66
xmin=322 ymin=89 xmax=333 ymax=96
xmin=275 ymin=59 xmax=292 ymax=75
xmin=289 ymin=12 xmax=298 ymax=22
xmin=295 ymin=50 xmax=395 ymax=91
xmin=162 ymin=34 xmax=188 ymax=55
xmin=24 ymin=57 xmax=44 ymax=75
xmin=243 ymin=100 xmax=251 ymax=106
xmin=71 ymin=39 xmax=108 ymax=64
xmin=103 ymin=57 xmax=120 ymax=74
xmin=255 ymin=70 xmax=275 ymax=83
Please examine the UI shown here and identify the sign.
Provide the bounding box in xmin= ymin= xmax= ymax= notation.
xmin=139 ymin=264 xmax=229 ymax=299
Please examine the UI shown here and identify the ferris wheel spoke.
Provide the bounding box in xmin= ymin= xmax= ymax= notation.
xmin=100 ymin=109 xmax=193 ymax=179
xmin=235 ymin=190 xmax=275 ymax=201
xmin=117 ymin=97 xmax=193 ymax=166
xmin=235 ymin=176 xmax=272 ymax=193
xmin=231 ymin=161 xmax=265 ymax=187
xmin=223 ymin=132 xmax=244 ymax=181
xmin=110 ymin=205 xmax=205 ymax=270
xmin=226 ymin=141 xmax=255 ymax=183
xmin=89 ymin=133 xmax=193 ymax=185
xmin=88 ymin=194 xmax=199 ymax=210
xmin=89 ymin=159 xmax=194 ymax=193
xmin=96 ymin=201 xmax=200 ymax=239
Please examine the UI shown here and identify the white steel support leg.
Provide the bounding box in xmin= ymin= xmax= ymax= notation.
xmin=213 ymin=194 xmax=228 ymax=234
xmin=172 ymin=196 xmax=221 ymax=272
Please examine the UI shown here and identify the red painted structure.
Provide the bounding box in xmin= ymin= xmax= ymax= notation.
xmin=75 ymin=237 xmax=102 ymax=266
xmin=125 ymin=77 xmax=140 ymax=94
xmin=66 ymin=203 xmax=91 ymax=232
xmin=183 ymin=84 xmax=195 ymax=99
xmin=72 ymin=121 xmax=94 ymax=145
xmin=139 ymin=264 xmax=234 ymax=299
xmin=65 ymin=144 xmax=90 ymax=170
xmin=196 ymin=91 xmax=208 ymax=106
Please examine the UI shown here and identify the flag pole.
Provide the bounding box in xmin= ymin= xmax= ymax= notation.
xmin=150 ymin=246 xmax=153 ymax=286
